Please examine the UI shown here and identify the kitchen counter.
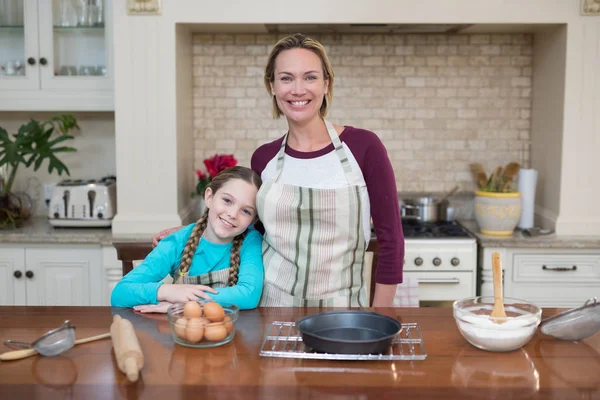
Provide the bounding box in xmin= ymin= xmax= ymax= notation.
xmin=459 ymin=220 xmax=600 ymax=249
xmin=0 ymin=217 xmax=152 ymax=246
xmin=1 ymin=306 xmax=599 ymax=399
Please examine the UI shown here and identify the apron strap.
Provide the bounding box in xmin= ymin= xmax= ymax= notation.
xmin=273 ymin=120 xmax=363 ymax=187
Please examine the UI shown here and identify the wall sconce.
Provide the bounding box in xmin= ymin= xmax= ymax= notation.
xmin=582 ymin=0 xmax=600 ymax=15
xmin=128 ymin=0 xmax=161 ymax=15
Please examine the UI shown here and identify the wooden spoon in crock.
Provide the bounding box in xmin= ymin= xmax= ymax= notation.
xmin=490 ymin=252 xmax=507 ymax=323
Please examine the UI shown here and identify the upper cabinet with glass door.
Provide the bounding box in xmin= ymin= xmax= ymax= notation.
xmin=0 ymin=0 xmax=113 ymax=111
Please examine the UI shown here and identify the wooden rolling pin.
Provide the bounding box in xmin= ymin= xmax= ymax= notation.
xmin=110 ymin=315 xmax=144 ymax=382
xmin=0 ymin=333 xmax=111 ymax=361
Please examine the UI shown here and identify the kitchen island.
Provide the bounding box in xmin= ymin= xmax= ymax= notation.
xmin=1 ymin=306 xmax=598 ymax=399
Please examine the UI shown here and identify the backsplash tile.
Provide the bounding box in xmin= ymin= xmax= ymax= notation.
xmin=192 ymin=33 xmax=532 ymax=193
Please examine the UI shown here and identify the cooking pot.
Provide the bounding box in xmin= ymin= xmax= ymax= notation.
xmin=400 ymin=185 xmax=459 ymax=222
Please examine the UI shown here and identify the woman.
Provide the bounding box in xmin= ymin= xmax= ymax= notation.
xmin=154 ymin=33 xmax=404 ymax=307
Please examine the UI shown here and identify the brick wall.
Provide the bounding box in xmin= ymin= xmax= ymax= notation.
xmin=192 ymin=33 xmax=532 ymax=193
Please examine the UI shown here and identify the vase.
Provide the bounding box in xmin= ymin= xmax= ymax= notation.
xmin=474 ymin=191 xmax=522 ymax=236
xmin=0 ymin=192 xmax=24 ymax=229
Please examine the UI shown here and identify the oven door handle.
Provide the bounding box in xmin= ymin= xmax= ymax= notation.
xmin=417 ymin=278 xmax=461 ymax=284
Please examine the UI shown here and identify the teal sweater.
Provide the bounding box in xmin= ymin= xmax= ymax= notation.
xmin=110 ymin=225 xmax=264 ymax=310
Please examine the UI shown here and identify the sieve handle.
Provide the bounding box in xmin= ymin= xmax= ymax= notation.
xmin=0 ymin=333 xmax=111 ymax=362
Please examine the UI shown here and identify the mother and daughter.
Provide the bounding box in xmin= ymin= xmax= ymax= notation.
xmin=111 ymin=33 xmax=404 ymax=311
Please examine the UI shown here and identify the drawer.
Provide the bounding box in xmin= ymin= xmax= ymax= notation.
xmin=404 ymin=271 xmax=474 ymax=301
xmin=512 ymin=254 xmax=600 ymax=283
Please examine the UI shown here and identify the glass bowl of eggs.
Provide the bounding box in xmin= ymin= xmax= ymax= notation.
xmin=167 ymin=300 xmax=239 ymax=348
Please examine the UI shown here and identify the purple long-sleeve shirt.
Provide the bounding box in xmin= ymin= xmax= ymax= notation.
xmin=251 ymin=125 xmax=404 ymax=285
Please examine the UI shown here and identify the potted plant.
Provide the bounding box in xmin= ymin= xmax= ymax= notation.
xmin=192 ymin=154 xmax=237 ymax=218
xmin=0 ymin=115 xmax=79 ymax=228
xmin=469 ymin=162 xmax=522 ymax=236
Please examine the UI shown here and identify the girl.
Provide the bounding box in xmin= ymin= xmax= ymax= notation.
xmin=111 ymin=166 xmax=264 ymax=312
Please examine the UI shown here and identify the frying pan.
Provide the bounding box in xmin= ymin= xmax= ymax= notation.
xmin=296 ymin=310 xmax=402 ymax=355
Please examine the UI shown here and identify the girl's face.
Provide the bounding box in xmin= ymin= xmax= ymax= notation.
xmin=270 ymin=48 xmax=329 ymax=124
xmin=204 ymin=179 xmax=258 ymax=244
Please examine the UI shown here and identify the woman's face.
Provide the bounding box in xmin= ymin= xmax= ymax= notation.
xmin=270 ymin=48 xmax=329 ymax=124
xmin=204 ymin=179 xmax=258 ymax=244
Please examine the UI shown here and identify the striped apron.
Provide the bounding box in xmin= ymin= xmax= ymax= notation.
xmin=257 ymin=120 xmax=367 ymax=307
xmin=175 ymin=242 xmax=231 ymax=288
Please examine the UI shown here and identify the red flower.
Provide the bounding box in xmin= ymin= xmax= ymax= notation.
xmin=192 ymin=154 xmax=238 ymax=198
xmin=203 ymin=154 xmax=237 ymax=178
xmin=195 ymin=169 xmax=206 ymax=180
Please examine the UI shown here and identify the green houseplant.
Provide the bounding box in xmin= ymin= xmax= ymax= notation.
xmin=469 ymin=162 xmax=522 ymax=236
xmin=0 ymin=115 xmax=79 ymax=228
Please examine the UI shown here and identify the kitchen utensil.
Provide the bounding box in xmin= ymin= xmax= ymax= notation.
xmin=540 ymin=297 xmax=600 ymax=341
xmin=401 ymin=196 xmax=438 ymax=222
xmin=295 ymin=310 xmax=402 ymax=355
xmin=110 ymin=315 xmax=144 ymax=382
xmin=260 ymin=320 xmax=426 ymax=360
xmin=469 ymin=163 xmax=487 ymax=188
xmin=437 ymin=185 xmax=460 ymax=221
xmin=490 ymin=252 xmax=507 ymax=322
xmin=1 ymin=331 xmax=110 ymax=361
xmin=2 ymin=320 xmax=110 ymax=360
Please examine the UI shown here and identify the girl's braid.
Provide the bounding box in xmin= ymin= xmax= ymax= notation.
xmin=174 ymin=211 xmax=208 ymax=283
xmin=227 ymin=232 xmax=246 ymax=286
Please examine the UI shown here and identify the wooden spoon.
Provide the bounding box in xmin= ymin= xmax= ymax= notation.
xmin=490 ymin=252 xmax=507 ymax=323
xmin=0 ymin=332 xmax=111 ymax=361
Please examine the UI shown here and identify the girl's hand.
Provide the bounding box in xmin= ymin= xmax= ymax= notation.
xmin=134 ymin=301 xmax=173 ymax=314
xmin=157 ymin=284 xmax=218 ymax=303
xmin=152 ymin=225 xmax=185 ymax=247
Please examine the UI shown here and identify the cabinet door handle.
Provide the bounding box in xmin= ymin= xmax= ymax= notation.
xmin=13 ymin=271 xmax=22 ymax=279
xmin=27 ymin=57 xmax=36 ymax=65
xmin=25 ymin=270 xmax=34 ymax=279
xmin=542 ymin=265 xmax=577 ymax=272
xmin=39 ymin=57 xmax=48 ymax=66
xmin=417 ymin=278 xmax=460 ymax=284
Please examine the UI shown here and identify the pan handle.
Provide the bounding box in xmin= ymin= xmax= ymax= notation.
xmin=417 ymin=278 xmax=460 ymax=284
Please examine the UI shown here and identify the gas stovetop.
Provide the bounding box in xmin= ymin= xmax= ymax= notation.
xmin=402 ymin=221 xmax=472 ymax=239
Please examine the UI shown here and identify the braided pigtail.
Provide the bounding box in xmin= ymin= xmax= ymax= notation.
xmin=227 ymin=232 xmax=246 ymax=286
xmin=174 ymin=210 xmax=208 ymax=284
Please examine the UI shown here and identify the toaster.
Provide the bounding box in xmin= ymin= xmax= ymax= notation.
xmin=48 ymin=176 xmax=117 ymax=227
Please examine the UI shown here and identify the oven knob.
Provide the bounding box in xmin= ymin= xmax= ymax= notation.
xmin=451 ymin=257 xmax=460 ymax=267
xmin=53 ymin=212 xmax=60 ymax=218
xmin=433 ymin=257 xmax=442 ymax=267
xmin=414 ymin=257 xmax=423 ymax=266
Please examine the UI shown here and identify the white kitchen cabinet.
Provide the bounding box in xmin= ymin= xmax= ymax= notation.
xmin=479 ymin=247 xmax=600 ymax=308
xmin=0 ymin=244 xmax=103 ymax=306
xmin=0 ymin=0 xmax=113 ymax=110
xmin=102 ymin=245 xmax=122 ymax=305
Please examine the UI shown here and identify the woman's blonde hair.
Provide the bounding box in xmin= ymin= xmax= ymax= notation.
xmin=264 ymin=33 xmax=334 ymax=119
xmin=176 ymin=166 xmax=262 ymax=286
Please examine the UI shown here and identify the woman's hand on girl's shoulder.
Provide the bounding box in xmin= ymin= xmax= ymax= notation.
xmin=152 ymin=225 xmax=185 ymax=247
xmin=157 ymin=283 xmax=218 ymax=303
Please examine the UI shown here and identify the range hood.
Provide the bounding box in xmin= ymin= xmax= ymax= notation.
xmin=264 ymin=23 xmax=472 ymax=34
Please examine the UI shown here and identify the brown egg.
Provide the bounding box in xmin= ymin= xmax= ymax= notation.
xmin=186 ymin=317 xmax=207 ymax=343
xmin=203 ymin=302 xmax=225 ymax=322
xmin=183 ymin=301 xmax=203 ymax=319
xmin=204 ymin=323 xmax=228 ymax=342
xmin=174 ymin=317 xmax=188 ymax=339
xmin=223 ymin=316 xmax=234 ymax=334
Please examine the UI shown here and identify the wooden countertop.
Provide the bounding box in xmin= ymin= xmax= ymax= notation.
xmin=1 ymin=306 xmax=599 ymax=399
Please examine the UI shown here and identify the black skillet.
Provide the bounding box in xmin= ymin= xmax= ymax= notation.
xmin=296 ymin=310 xmax=402 ymax=355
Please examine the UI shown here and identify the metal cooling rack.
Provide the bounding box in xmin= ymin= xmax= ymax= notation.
xmin=259 ymin=321 xmax=427 ymax=361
